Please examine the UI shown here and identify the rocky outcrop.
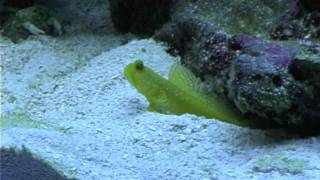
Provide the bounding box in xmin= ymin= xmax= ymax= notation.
xmin=154 ymin=0 xmax=320 ymax=131
xmin=2 ymin=5 xmax=63 ymax=42
xmin=1 ymin=0 xmax=111 ymax=37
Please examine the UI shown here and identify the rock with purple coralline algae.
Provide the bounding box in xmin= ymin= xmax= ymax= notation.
xmin=202 ymin=34 xmax=320 ymax=130
xmin=227 ymin=35 xmax=301 ymax=124
xmin=154 ymin=0 xmax=320 ymax=131
xmin=211 ymin=35 xmax=320 ymax=130
xmin=159 ymin=23 xmax=320 ymax=129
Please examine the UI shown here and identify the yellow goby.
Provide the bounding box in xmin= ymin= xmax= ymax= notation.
xmin=124 ymin=60 xmax=257 ymax=128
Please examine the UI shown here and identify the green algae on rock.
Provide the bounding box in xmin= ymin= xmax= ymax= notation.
xmin=1 ymin=111 xmax=50 ymax=129
xmin=1 ymin=110 xmax=72 ymax=134
xmin=171 ymin=0 xmax=292 ymax=37
xmin=253 ymin=155 xmax=307 ymax=174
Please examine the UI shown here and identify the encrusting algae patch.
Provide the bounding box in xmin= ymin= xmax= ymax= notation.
xmin=1 ymin=110 xmax=73 ymax=134
xmin=124 ymin=60 xmax=258 ymax=128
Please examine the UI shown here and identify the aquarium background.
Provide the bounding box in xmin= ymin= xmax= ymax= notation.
xmin=1 ymin=0 xmax=320 ymax=179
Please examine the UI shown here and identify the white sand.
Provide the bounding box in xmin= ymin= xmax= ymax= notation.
xmin=2 ymin=33 xmax=320 ymax=179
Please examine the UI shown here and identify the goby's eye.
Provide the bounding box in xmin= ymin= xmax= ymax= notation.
xmin=135 ymin=60 xmax=144 ymax=70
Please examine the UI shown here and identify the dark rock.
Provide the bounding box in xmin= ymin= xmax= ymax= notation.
xmin=1 ymin=147 xmax=71 ymax=180
xmin=290 ymin=45 xmax=320 ymax=83
xmin=109 ymin=0 xmax=173 ymax=35
xmin=270 ymin=0 xmax=320 ymax=40
xmin=288 ymin=46 xmax=320 ymax=134
xmin=2 ymin=5 xmax=63 ymax=42
xmin=1 ymin=0 xmax=34 ymax=9
xmin=0 ymin=0 xmax=35 ymax=27
xmin=300 ymin=0 xmax=320 ymax=11
xmin=270 ymin=20 xmax=305 ymax=40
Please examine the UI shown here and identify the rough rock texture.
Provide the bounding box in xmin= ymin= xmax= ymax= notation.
xmin=0 ymin=0 xmax=35 ymax=26
xmin=289 ymin=45 xmax=320 ymax=128
xmin=109 ymin=0 xmax=173 ymax=35
xmin=271 ymin=0 xmax=320 ymax=40
xmin=290 ymin=45 xmax=320 ymax=83
xmin=0 ymin=0 xmax=112 ymax=35
xmin=226 ymin=35 xmax=299 ymax=123
xmin=43 ymin=0 xmax=112 ymax=34
xmin=169 ymin=0 xmax=292 ymax=37
xmin=227 ymin=36 xmax=320 ymax=131
xmin=154 ymin=0 xmax=320 ymax=131
xmin=2 ymin=5 xmax=62 ymax=42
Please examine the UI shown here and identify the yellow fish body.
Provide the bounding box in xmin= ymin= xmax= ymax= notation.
xmin=124 ymin=60 xmax=257 ymax=128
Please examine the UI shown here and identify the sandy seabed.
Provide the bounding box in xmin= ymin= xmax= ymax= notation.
xmin=1 ymin=33 xmax=320 ymax=179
